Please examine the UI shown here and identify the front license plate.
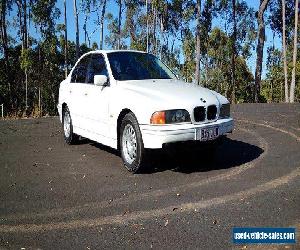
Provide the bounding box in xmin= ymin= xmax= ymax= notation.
xmin=195 ymin=126 xmax=219 ymax=141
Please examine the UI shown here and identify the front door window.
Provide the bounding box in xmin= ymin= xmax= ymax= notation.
xmin=71 ymin=56 xmax=90 ymax=83
xmin=86 ymin=54 xmax=109 ymax=84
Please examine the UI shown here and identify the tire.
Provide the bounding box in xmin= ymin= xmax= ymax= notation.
xmin=62 ymin=106 xmax=78 ymax=145
xmin=120 ymin=112 xmax=147 ymax=173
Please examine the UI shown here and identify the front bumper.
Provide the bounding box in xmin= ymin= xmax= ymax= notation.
xmin=140 ymin=118 xmax=233 ymax=148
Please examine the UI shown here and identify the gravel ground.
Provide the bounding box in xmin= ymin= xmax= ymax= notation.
xmin=0 ymin=103 xmax=299 ymax=249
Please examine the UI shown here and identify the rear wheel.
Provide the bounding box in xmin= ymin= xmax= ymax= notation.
xmin=62 ymin=106 xmax=78 ymax=144
xmin=120 ymin=112 xmax=147 ymax=173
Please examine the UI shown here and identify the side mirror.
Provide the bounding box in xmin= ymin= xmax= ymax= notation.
xmin=94 ymin=75 xmax=108 ymax=86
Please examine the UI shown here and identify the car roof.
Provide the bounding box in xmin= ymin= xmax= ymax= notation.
xmin=90 ymin=49 xmax=148 ymax=55
xmin=75 ymin=50 xmax=152 ymax=66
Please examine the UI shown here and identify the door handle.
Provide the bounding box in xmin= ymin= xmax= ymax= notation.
xmin=84 ymin=93 xmax=88 ymax=96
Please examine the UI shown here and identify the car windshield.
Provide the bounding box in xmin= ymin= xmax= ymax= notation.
xmin=107 ymin=51 xmax=176 ymax=81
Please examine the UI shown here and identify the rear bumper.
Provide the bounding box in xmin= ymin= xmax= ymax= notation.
xmin=140 ymin=118 xmax=233 ymax=149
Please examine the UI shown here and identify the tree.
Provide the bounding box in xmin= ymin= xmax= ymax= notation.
xmin=15 ymin=0 xmax=30 ymax=113
xmin=289 ymin=0 xmax=299 ymax=103
xmin=106 ymin=13 xmax=123 ymax=49
xmin=64 ymin=0 xmax=68 ymax=77
xmin=263 ymin=47 xmax=284 ymax=103
xmin=282 ymin=0 xmax=289 ymax=102
xmin=73 ymin=0 xmax=79 ymax=60
xmin=17 ymin=0 xmax=29 ymax=112
xmin=203 ymin=26 xmax=255 ymax=103
xmin=217 ymin=0 xmax=256 ymax=102
xmin=0 ymin=0 xmax=12 ymax=107
xmin=182 ymin=29 xmax=195 ymax=82
xmin=31 ymin=0 xmax=61 ymax=116
xmin=269 ymin=0 xmax=297 ymax=102
xmin=80 ymin=0 xmax=108 ymax=49
xmin=117 ymin=0 xmax=122 ymax=49
xmin=199 ymin=0 xmax=213 ymax=86
xmin=231 ymin=0 xmax=237 ymax=103
xmin=0 ymin=0 xmax=11 ymax=69
xmin=100 ymin=0 xmax=107 ymax=49
xmin=195 ymin=0 xmax=201 ymax=85
xmin=23 ymin=0 xmax=28 ymax=111
xmin=146 ymin=0 xmax=149 ymax=52
xmin=124 ymin=0 xmax=140 ymax=49
xmin=0 ymin=0 xmax=298 ymax=119
xmin=254 ymin=0 xmax=269 ymax=102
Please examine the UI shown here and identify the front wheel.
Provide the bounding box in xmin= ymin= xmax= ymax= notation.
xmin=120 ymin=112 xmax=147 ymax=173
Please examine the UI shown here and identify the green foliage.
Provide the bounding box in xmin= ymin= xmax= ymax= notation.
xmin=269 ymin=0 xmax=296 ymax=40
xmin=182 ymin=29 xmax=195 ymax=82
xmin=20 ymin=49 xmax=32 ymax=71
xmin=105 ymin=12 xmax=127 ymax=49
xmin=31 ymin=0 xmax=60 ymax=38
xmin=201 ymin=27 xmax=255 ymax=103
xmin=0 ymin=0 xmax=299 ymax=118
xmin=262 ymin=45 xmax=300 ymax=103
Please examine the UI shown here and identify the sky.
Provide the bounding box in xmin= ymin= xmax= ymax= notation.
xmin=8 ymin=0 xmax=282 ymax=79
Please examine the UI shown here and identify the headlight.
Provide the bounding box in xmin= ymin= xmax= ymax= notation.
xmin=219 ymin=103 xmax=230 ymax=118
xmin=150 ymin=109 xmax=191 ymax=124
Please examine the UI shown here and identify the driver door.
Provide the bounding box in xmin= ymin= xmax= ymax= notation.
xmin=83 ymin=53 xmax=111 ymax=139
xmin=69 ymin=54 xmax=91 ymax=130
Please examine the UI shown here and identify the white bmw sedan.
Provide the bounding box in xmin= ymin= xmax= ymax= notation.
xmin=57 ymin=50 xmax=233 ymax=172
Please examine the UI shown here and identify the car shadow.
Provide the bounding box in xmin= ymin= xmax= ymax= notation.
xmin=88 ymin=141 xmax=121 ymax=156
xmin=82 ymin=137 xmax=263 ymax=175
xmin=143 ymin=137 xmax=264 ymax=174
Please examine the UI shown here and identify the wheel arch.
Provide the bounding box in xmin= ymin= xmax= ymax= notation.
xmin=62 ymin=102 xmax=67 ymax=112
xmin=59 ymin=102 xmax=68 ymax=121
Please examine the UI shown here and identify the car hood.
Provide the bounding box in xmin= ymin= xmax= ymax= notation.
xmin=118 ymin=79 xmax=225 ymax=108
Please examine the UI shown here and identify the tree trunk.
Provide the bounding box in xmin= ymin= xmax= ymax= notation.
xmin=38 ymin=86 xmax=41 ymax=116
xmin=195 ymin=0 xmax=201 ymax=85
xmin=156 ymin=10 xmax=159 ymax=55
xmin=146 ymin=0 xmax=149 ymax=52
xmin=282 ymin=0 xmax=289 ymax=102
xmin=17 ymin=0 xmax=29 ymax=112
xmin=100 ymin=0 xmax=107 ymax=50
xmin=64 ymin=0 xmax=68 ymax=78
xmin=38 ymin=44 xmax=42 ymax=117
xmin=159 ymin=11 xmax=162 ymax=57
xmin=25 ymin=69 xmax=28 ymax=112
xmin=0 ymin=1 xmax=9 ymax=68
xmin=117 ymin=0 xmax=122 ymax=49
xmin=231 ymin=0 xmax=236 ymax=104
xmin=153 ymin=8 xmax=157 ymax=54
xmin=289 ymin=0 xmax=299 ymax=103
xmin=17 ymin=1 xmax=25 ymax=113
xmin=83 ymin=16 xmax=87 ymax=45
xmin=73 ymin=0 xmax=79 ymax=60
xmin=270 ymin=78 xmax=273 ymax=102
xmin=205 ymin=54 xmax=208 ymax=87
xmin=254 ymin=0 xmax=269 ymax=103
xmin=23 ymin=0 xmax=27 ymax=49
xmin=17 ymin=1 xmax=23 ymax=49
